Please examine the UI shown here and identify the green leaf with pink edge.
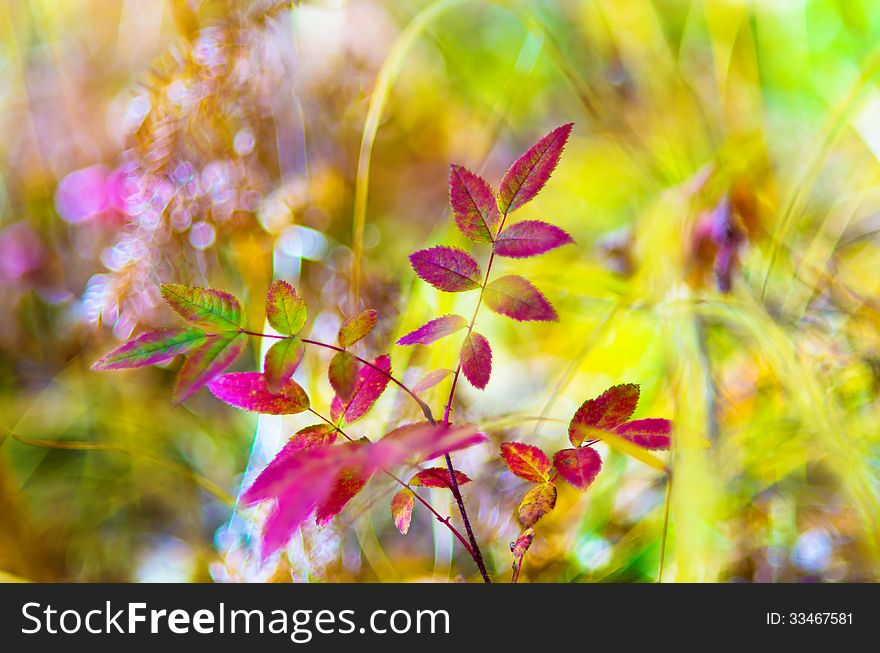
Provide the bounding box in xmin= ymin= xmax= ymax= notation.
xmin=172 ymin=330 xmax=247 ymax=403
xmin=338 ymin=309 xmax=378 ymax=347
xmin=484 ymin=275 xmax=558 ymax=322
xmin=328 ymin=350 xmax=360 ymax=401
xmin=553 ymin=447 xmax=602 ymax=490
xmin=517 ymin=482 xmax=557 ymax=527
xmin=92 ymin=327 xmax=207 ymax=370
xmin=391 ymin=488 xmax=415 ymax=535
xmin=497 ymin=123 xmax=573 ymax=215
xmin=408 ymin=467 xmax=471 ymax=489
xmin=460 ymin=331 xmax=492 ymax=389
xmin=614 ymin=418 xmax=672 ymax=450
xmin=397 ymin=314 xmax=468 ymax=346
xmin=493 ymin=220 xmax=574 ymax=259
xmin=330 ymin=354 xmax=391 ymax=425
xmin=568 ymin=383 xmax=640 ymax=446
xmin=500 ymin=442 xmax=551 ymax=483
xmin=409 ymin=246 xmax=482 ymax=293
xmin=263 ymin=337 xmax=304 ymax=392
xmin=449 ymin=164 xmax=500 ymax=243
xmin=161 ymin=284 xmax=244 ymax=331
xmin=266 ymin=280 xmax=307 ymax=336
xmin=412 ymin=368 xmax=454 ymax=394
xmin=208 ymin=372 xmax=310 ymax=415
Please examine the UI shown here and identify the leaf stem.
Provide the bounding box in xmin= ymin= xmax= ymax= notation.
xmin=658 ymin=471 xmax=673 ymax=583
xmin=305 ymin=408 xmax=475 ymax=558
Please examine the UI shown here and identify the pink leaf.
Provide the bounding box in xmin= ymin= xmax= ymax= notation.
xmin=500 ymin=442 xmax=552 ymax=483
xmin=397 ymin=314 xmax=467 ymax=346
xmin=266 ymin=280 xmax=307 ymax=336
xmin=328 ymin=350 xmax=360 ymax=401
xmin=243 ymin=422 xmax=484 ymax=557
xmin=409 ymin=246 xmax=482 ymax=292
xmin=408 ymin=467 xmax=471 ymax=489
xmin=161 ymin=284 xmax=243 ymax=331
xmin=263 ymin=337 xmax=304 ymax=392
xmin=412 ymin=368 xmax=454 ymax=394
xmin=614 ymin=418 xmax=672 ymax=450
xmin=569 ymin=383 xmax=640 ymax=446
xmin=315 ymin=442 xmax=372 ymax=528
xmin=498 ymin=123 xmax=573 ymax=215
xmin=92 ymin=327 xmax=207 ymax=370
xmin=493 ymin=220 xmax=574 ymax=258
xmin=391 ymin=488 xmax=415 ymax=535
xmin=207 ymin=372 xmax=310 ymax=415
xmin=449 ymin=164 xmax=501 ymax=242
xmin=553 ymin=447 xmax=603 ymax=490
xmin=338 ymin=309 xmax=378 ymax=347
xmin=330 ymin=354 xmax=391 ymax=425
xmin=484 ymin=275 xmax=558 ymax=322
xmin=172 ymin=331 xmax=247 ymax=403
xmin=460 ymin=331 xmax=491 ymax=389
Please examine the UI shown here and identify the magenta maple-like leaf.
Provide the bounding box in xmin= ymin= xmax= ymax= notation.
xmin=498 ymin=123 xmax=573 ymax=215
xmin=568 ymin=383 xmax=640 ymax=446
xmin=207 ymin=372 xmax=310 ymax=415
xmin=397 ymin=314 xmax=468 ymax=346
xmin=460 ymin=332 xmax=492 ymax=389
xmin=553 ymin=447 xmax=602 ymax=490
xmin=409 ymin=246 xmax=482 ymax=292
xmin=483 ymin=275 xmax=558 ymax=322
xmin=493 ymin=220 xmax=574 ymax=258
xmin=330 ymin=354 xmax=391 ymax=425
xmin=449 ymin=164 xmax=501 ymax=243
xmin=614 ymin=418 xmax=672 ymax=450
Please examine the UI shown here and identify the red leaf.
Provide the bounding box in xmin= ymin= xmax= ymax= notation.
xmin=397 ymin=314 xmax=467 ymax=346
xmin=553 ymin=447 xmax=602 ymax=490
xmin=330 ymin=355 xmax=391 ymax=425
xmin=161 ymin=284 xmax=243 ymax=331
xmin=501 ymin=442 xmax=552 ymax=482
xmin=172 ymin=331 xmax=247 ymax=403
xmin=208 ymin=372 xmax=310 ymax=414
xmin=409 ymin=467 xmax=471 ymax=489
xmin=315 ymin=444 xmax=372 ymax=528
xmin=412 ymin=368 xmax=454 ymax=394
xmin=449 ymin=164 xmax=501 ymax=242
xmin=263 ymin=337 xmax=304 ymax=392
xmin=517 ymin=482 xmax=557 ymax=527
xmin=266 ymin=280 xmax=307 ymax=336
xmin=328 ymin=350 xmax=360 ymax=401
xmin=498 ymin=123 xmax=573 ymax=215
xmin=493 ymin=220 xmax=574 ymax=258
xmin=460 ymin=331 xmax=492 ymax=389
xmin=510 ymin=527 xmax=535 ymax=584
xmin=338 ymin=309 xmax=378 ymax=347
xmin=484 ymin=275 xmax=557 ymax=322
xmin=409 ymin=246 xmax=482 ymax=292
xmin=614 ymin=418 xmax=672 ymax=450
xmin=569 ymin=383 xmax=640 ymax=446
xmin=391 ymin=488 xmax=415 ymax=535
xmin=92 ymin=327 xmax=206 ymax=370
xmin=287 ymin=424 xmax=338 ymax=451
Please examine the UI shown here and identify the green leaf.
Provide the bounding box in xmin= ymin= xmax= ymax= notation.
xmin=266 ymin=280 xmax=307 ymax=336
xmin=173 ymin=331 xmax=248 ymax=403
xmin=263 ymin=338 xmax=305 ymax=392
xmin=160 ymin=284 xmax=244 ymax=331
xmin=328 ymin=350 xmax=360 ymax=401
xmin=338 ymin=309 xmax=378 ymax=347
xmin=92 ymin=328 xmax=207 ymax=370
